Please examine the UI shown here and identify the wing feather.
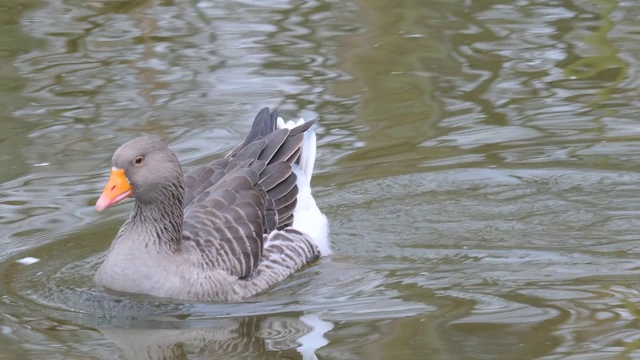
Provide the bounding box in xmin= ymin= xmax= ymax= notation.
xmin=180 ymin=108 xmax=318 ymax=279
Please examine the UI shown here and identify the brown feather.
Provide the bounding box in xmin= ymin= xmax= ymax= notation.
xmin=179 ymin=110 xmax=316 ymax=279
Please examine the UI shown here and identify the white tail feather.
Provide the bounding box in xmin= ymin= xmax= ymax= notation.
xmin=278 ymin=117 xmax=331 ymax=256
xmin=299 ymin=129 xmax=316 ymax=182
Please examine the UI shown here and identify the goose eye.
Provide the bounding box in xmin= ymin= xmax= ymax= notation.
xmin=134 ymin=156 xmax=144 ymax=165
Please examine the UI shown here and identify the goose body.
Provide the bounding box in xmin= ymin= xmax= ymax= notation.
xmin=94 ymin=108 xmax=330 ymax=301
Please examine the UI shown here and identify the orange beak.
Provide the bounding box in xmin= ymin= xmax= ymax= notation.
xmin=96 ymin=168 xmax=133 ymax=212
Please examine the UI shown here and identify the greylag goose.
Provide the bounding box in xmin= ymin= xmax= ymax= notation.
xmin=93 ymin=108 xmax=330 ymax=301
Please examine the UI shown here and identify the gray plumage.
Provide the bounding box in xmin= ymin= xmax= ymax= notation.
xmin=94 ymin=108 xmax=323 ymax=301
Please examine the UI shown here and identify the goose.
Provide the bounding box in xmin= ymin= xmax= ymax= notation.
xmin=93 ymin=108 xmax=330 ymax=301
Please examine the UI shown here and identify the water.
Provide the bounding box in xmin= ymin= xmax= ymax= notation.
xmin=1 ymin=0 xmax=640 ymax=358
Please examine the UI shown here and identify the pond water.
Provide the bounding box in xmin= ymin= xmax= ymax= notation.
xmin=2 ymin=0 xmax=640 ymax=358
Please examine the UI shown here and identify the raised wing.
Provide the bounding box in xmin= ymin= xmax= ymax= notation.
xmin=181 ymin=108 xmax=316 ymax=278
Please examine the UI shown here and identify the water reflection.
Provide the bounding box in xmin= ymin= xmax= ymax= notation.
xmin=100 ymin=314 xmax=332 ymax=360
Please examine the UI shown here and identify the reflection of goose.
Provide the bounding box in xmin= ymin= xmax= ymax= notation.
xmin=93 ymin=108 xmax=330 ymax=301
xmin=100 ymin=314 xmax=333 ymax=360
